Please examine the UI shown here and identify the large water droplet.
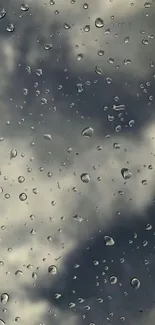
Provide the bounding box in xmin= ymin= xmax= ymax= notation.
xmin=1 ymin=293 xmax=9 ymax=304
xmin=81 ymin=127 xmax=94 ymax=137
xmin=130 ymin=277 xmax=140 ymax=289
xmin=95 ymin=18 xmax=104 ymax=28
xmin=104 ymin=236 xmax=115 ymax=246
xmin=121 ymin=168 xmax=132 ymax=180
xmin=81 ymin=173 xmax=91 ymax=183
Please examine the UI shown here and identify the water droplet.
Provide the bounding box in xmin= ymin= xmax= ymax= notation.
xmin=44 ymin=44 xmax=52 ymax=50
xmin=32 ymin=188 xmax=38 ymax=194
xmin=4 ymin=193 xmax=10 ymax=199
xmin=109 ymin=275 xmax=117 ymax=284
xmin=20 ymin=4 xmax=29 ymax=11
xmin=0 ymin=8 xmax=6 ymax=19
xmin=130 ymin=277 xmax=140 ymax=289
xmin=32 ymin=272 xmax=38 ymax=279
xmin=142 ymin=179 xmax=147 ymax=185
xmin=19 ymin=193 xmax=27 ymax=201
xmin=15 ymin=317 xmax=21 ymax=322
xmin=18 ymin=176 xmax=25 ymax=183
xmin=145 ymin=223 xmax=152 ymax=230
xmin=77 ymin=53 xmax=83 ymax=60
xmin=97 ymin=50 xmax=104 ymax=56
xmin=77 ymin=83 xmax=83 ymax=93
xmin=124 ymin=36 xmax=130 ymax=43
xmin=104 ymin=236 xmax=115 ymax=246
xmin=6 ymin=23 xmax=15 ymax=32
xmin=95 ymin=66 xmax=103 ymax=75
xmin=10 ymin=148 xmax=17 ymax=159
xmin=129 ymin=119 xmax=135 ymax=127
xmin=81 ymin=126 xmax=94 ymax=137
xmin=64 ymin=23 xmax=71 ymax=29
xmin=15 ymin=270 xmax=23 ymax=276
xmin=1 ymin=293 xmax=9 ymax=304
xmin=142 ymin=39 xmax=149 ymax=45
xmin=113 ymin=142 xmax=120 ymax=149
xmin=144 ymin=2 xmax=151 ymax=8
xmin=121 ymin=168 xmax=132 ymax=180
xmin=83 ymin=25 xmax=90 ymax=32
xmin=0 ymin=320 xmax=5 ymax=325
xmin=81 ymin=173 xmax=91 ymax=183
xmin=36 ymin=69 xmax=42 ymax=76
xmin=113 ymin=104 xmax=125 ymax=111
xmin=44 ymin=133 xmax=52 ymax=140
xmin=72 ymin=214 xmax=83 ymax=222
xmin=83 ymin=3 xmax=88 ymax=9
xmin=48 ymin=265 xmax=58 ymax=274
xmin=95 ymin=18 xmax=104 ymax=28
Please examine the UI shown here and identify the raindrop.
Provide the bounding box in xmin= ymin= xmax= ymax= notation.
xmin=0 ymin=8 xmax=6 ymax=19
xmin=0 ymin=320 xmax=5 ymax=325
xmin=142 ymin=39 xmax=149 ymax=45
xmin=10 ymin=149 xmax=17 ymax=159
xmin=145 ymin=223 xmax=152 ymax=230
xmin=83 ymin=3 xmax=88 ymax=9
xmin=95 ymin=66 xmax=103 ymax=75
xmin=109 ymin=275 xmax=117 ymax=284
xmin=6 ymin=23 xmax=15 ymax=32
xmin=97 ymin=50 xmax=104 ymax=56
xmin=64 ymin=23 xmax=71 ymax=29
xmin=72 ymin=214 xmax=83 ymax=222
xmin=144 ymin=2 xmax=151 ymax=8
xmin=81 ymin=173 xmax=91 ymax=183
xmin=32 ymin=188 xmax=38 ymax=194
xmin=1 ymin=293 xmax=9 ymax=304
xmin=77 ymin=53 xmax=83 ymax=60
xmin=44 ymin=44 xmax=52 ymax=50
xmin=81 ymin=126 xmax=94 ymax=137
xmin=130 ymin=277 xmax=140 ymax=289
xmin=15 ymin=270 xmax=23 ymax=276
xmin=19 ymin=193 xmax=27 ymax=201
xmin=104 ymin=236 xmax=115 ymax=246
xmin=113 ymin=104 xmax=125 ymax=111
xmin=95 ymin=18 xmax=104 ymax=28
xmin=18 ymin=176 xmax=25 ymax=183
xmin=77 ymin=83 xmax=83 ymax=93
xmin=20 ymin=4 xmax=29 ymax=11
xmin=129 ymin=119 xmax=135 ymax=127
xmin=113 ymin=142 xmax=120 ymax=149
xmin=83 ymin=25 xmax=90 ymax=32
xmin=121 ymin=168 xmax=132 ymax=180
xmin=48 ymin=265 xmax=58 ymax=274
xmin=44 ymin=133 xmax=52 ymax=140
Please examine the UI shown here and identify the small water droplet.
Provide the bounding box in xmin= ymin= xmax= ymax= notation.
xmin=142 ymin=39 xmax=149 ymax=45
xmin=0 ymin=8 xmax=6 ymax=19
xmin=130 ymin=277 xmax=140 ymax=289
xmin=18 ymin=176 xmax=25 ymax=183
xmin=19 ymin=193 xmax=27 ymax=201
xmin=81 ymin=126 xmax=94 ymax=137
xmin=109 ymin=275 xmax=117 ymax=284
xmin=104 ymin=236 xmax=115 ymax=246
xmin=77 ymin=83 xmax=83 ymax=93
xmin=83 ymin=3 xmax=88 ymax=9
xmin=81 ymin=173 xmax=91 ymax=183
xmin=97 ymin=50 xmax=104 ymax=56
xmin=77 ymin=53 xmax=83 ymax=60
xmin=72 ymin=214 xmax=83 ymax=222
xmin=113 ymin=142 xmax=120 ymax=149
xmin=144 ymin=2 xmax=151 ymax=8
xmin=15 ymin=270 xmax=23 ymax=276
xmin=10 ymin=149 xmax=17 ymax=159
xmin=121 ymin=168 xmax=132 ymax=180
xmin=48 ymin=265 xmax=58 ymax=274
xmin=1 ymin=293 xmax=9 ymax=304
xmin=95 ymin=18 xmax=104 ymax=28
xmin=83 ymin=25 xmax=90 ymax=32
xmin=44 ymin=133 xmax=52 ymax=140
xmin=6 ymin=23 xmax=15 ymax=32
xmin=20 ymin=4 xmax=29 ymax=11
xmin=44 ymin=43 xmax=52 ymax=50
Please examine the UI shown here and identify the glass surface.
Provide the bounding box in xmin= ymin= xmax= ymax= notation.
xmin=0 ymin=0 xmax=154 ymax=325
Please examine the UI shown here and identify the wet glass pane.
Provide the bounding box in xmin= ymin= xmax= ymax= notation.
xmin=0 ymin=0 xmax=154 ymax=325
